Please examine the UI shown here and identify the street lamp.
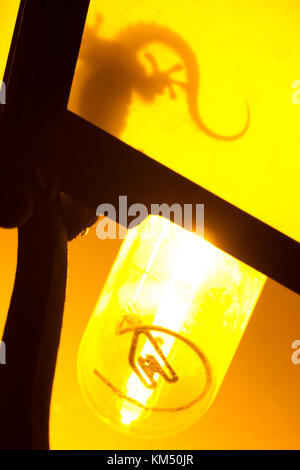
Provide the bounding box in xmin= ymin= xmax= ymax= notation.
xmin=0 ymin=0 xmax=299 ymax=449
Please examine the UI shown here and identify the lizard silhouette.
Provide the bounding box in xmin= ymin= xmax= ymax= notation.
xmin=76 ymin=14 xmax=250 ymax=141
xmin=63 ymin=15 xmax=250 ymax=240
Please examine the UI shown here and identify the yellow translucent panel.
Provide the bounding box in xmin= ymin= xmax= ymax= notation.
xmin=77 ymin=215 xmax=266 ymax=437
xmin=69 ymin=0 xmax=300 ymax=243
xmin=0 ymin=1 xmax=20 ymax=81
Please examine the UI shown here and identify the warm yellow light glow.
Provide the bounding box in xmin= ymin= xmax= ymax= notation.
xmin=77 ymin=216 xmax=265 ymax=437
xmin=120 ymin=226 xmax=218 ymax=425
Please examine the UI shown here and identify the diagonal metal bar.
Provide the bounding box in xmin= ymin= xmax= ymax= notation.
xmin=0 ymin=0 xmax=90 ymax=178
xmin=61 ymin=111 xmax=300 ymax=295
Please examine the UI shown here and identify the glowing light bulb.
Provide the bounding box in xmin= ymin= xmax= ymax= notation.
xmin=77 ymin=215 xmax=265 ymax=437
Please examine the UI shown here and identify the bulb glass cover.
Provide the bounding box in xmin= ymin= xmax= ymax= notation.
xmin=77 ymin=215 xmax=265 ymax=437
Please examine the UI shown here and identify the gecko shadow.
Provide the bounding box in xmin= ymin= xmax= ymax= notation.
xmin=76 ymin=14 xmax=249 ymax=141
xmin=62 ymin=15 xmax=250 ymax=239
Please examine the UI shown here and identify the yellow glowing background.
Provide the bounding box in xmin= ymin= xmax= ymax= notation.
xmin=1 ymin=0 xmax=300 ymax=450
xmin=69 ymin=0 xmax=300 ymax=242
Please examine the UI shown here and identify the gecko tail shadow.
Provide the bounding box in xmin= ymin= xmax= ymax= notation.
xmin=190 ymin=99 xmax=250 ymax=141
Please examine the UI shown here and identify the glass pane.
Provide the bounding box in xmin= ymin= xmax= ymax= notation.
xmin=69 ymin=0 xmax=300 ymax=242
